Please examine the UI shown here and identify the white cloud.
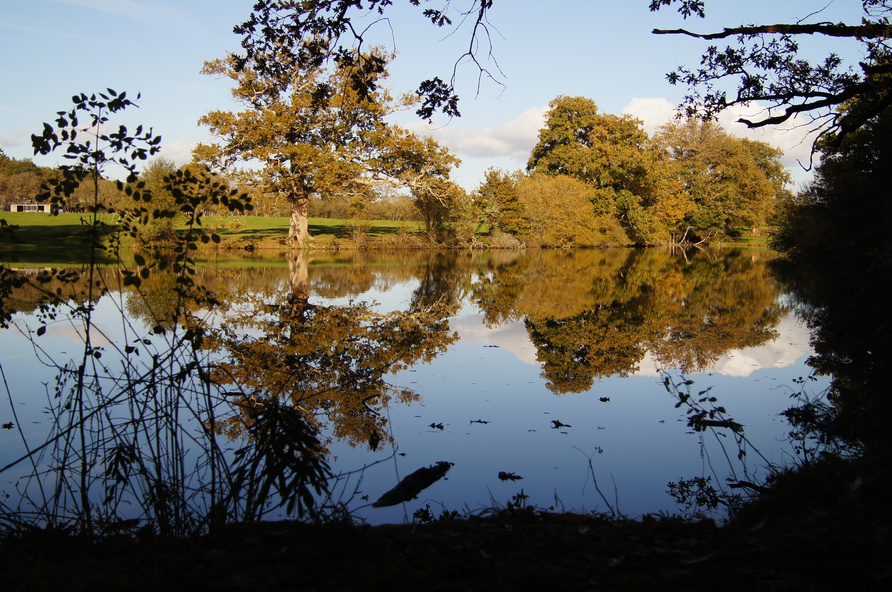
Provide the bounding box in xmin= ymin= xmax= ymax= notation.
xmin=622 ymin=97 xmax=677 ymax=135
xmin=0 ymin=130 xmax=28 ymax=148
xmin=158 ymin=137 xmax=198 ymax=167
xmin=407 ymin=106 xmax=547 ymax=162
xmin=635 ymin=314 xmax=814 ymax=378
xmin=454 ymin=316 xmax=539 ymax=365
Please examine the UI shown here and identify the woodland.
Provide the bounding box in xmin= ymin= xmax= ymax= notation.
xmin=3 ymin=96 xmax=790 ymax=251
xmin=1 ymin=1 xmax=891 ymax=589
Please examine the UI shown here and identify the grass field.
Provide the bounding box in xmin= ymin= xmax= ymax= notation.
xmin=2 ymin=211 xmax=772 ymax=264
xmin=0 ymin=212 xmax=430 ymax=263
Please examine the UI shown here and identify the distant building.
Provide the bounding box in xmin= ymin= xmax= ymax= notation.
xmin=9 ymin=202 xmax=50 ymax=213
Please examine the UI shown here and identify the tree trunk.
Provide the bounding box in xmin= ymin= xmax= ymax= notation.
xmin=288 ymin=251 xmax=309 ymax=308
xmin=288 ymin=190 xmax=310 ymax=248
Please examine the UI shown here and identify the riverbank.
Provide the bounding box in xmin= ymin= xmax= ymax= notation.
xmin=1 ymin=212 xmax=774 ymax=264
xmin=2 ymin=451 xmax=888 ymax=590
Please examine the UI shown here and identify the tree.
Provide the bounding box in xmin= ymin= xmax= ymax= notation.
xmin=135 ymin=158 xmax=179 ymax=241
xmin=773 ymin=103 xmax=892 ymax=261
xmin=652 ymin=118 xmax=788 ymax=237
xmin=198 ymin=49 xmax=457 ymax=248
xmin=0 ymin=151 xmax=46 ymax=210
xmin=515 ymin=174 xmax=629 ymax=248
xmin=473 ymin=168 xmax=529 ymax=237
xmin=411 ymin=178 xmax=465 ymax=237
xmin=650 ymin=1 xmax=892 ymax=149
xmin=528 ymin=97 xmax=652 ymax=189
xmin=527 ymin=96 xmax=669 ymax=244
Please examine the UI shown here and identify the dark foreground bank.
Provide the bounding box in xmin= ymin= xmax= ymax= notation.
xmin=2 ymin=452 xmax=888 ymax=591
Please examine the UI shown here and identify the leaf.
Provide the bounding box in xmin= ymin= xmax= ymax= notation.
xmin=122 ymin=275 xmax=141 ymax=288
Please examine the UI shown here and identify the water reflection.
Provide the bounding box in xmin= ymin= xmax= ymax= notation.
xmin=775 ymin=258 xmax=892 ymax=455
xmin=0 ymin=247 xmax=824 ymax=528
xmin=210 ymin=252 xmax=459 ymax=450
xmin=472 ymin=249 xmax=783 ymax=393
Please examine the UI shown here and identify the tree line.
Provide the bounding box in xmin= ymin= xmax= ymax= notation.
xmin=215 ymin=0 xmax=888 ymax=256
xmin=473 ymin=96 xmax=791 ymax=247
xmin=4 ymin=89 xmax=794 ymax=250
xmin=5 ymin=0 xmax=887 ymax=255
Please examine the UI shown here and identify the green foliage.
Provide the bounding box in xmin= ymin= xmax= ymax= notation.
xmin=527 ymin=96 xmax=667 ymax=243
xmin=774 ymin=103 xmax=892 ymax=262
xmin=132 ymin=158 xmax=179 ymax=243
xmin=474 ymin=168 xmax=529 ymax=237
xmin=652 ymin=118 xmax=787 ymax=239
xmin=412 ymin=178 xmax=466 ymax=238
xmin=528 ymin=97 xmax=653 ymax=193
xmin=521 ymin=96 xmax=794 ymax=246
xmin=0 ymin=150 xmax=50 ymax=212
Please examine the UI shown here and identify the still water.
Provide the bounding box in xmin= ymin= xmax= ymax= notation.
xmin=0 ymin=247 xmax=828 ymax=525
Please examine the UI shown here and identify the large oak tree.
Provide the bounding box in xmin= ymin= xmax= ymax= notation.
xmin=197 ymin=49 xmax=457 ymax=248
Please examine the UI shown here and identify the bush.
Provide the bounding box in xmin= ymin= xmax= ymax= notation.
xmin=517 ymin=175 xmax=629 ymax=247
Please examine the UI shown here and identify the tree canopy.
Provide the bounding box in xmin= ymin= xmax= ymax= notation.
xmin=506 ymin=96 xmax=790 ymax=246
xmin=198 ymin=48 xmax=458 ymax=248
xmin=652 ymin=118 xmax=790 ymax=237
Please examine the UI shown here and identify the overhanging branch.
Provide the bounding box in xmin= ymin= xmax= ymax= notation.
xmin=653 ymin=22 xmax=892 ymax=40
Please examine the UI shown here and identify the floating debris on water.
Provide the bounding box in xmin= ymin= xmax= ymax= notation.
xmin=372 ymin=461 xmax=454 ymax=508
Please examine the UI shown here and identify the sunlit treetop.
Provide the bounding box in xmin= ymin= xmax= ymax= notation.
xmin=232 ymin=0 xmax=499 ymax=120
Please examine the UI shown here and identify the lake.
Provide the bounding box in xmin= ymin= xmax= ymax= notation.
xmin=0 ymin=247 xmax=831 ymax=528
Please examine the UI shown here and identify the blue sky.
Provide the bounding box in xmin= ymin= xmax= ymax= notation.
xmin=0 ymin=0 xmax=868 ymax=190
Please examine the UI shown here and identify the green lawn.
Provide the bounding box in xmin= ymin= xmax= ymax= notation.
xmin=201 ymin=215 xmax=424 ymax=240
xmin=0 ymin=212 xmax=431 ymax=263
xmin=0 ymin=211 xmax=124 ymax=264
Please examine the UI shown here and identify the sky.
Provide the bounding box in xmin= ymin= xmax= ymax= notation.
xmin=0 ymin=0 xmax=871 ymax=191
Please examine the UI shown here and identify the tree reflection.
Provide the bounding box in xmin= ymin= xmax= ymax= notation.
xmin=778 ymin=258 xmax=892 ymax=453
xmin=527 ymin=303 xmax=650 ymax=393
xmin=473 ymin=248 xmax=784 ymax=394
xmin=647 ymin=251 xmax=783 ymax=372
xmin=211 ymin=252 xmax=459 ymax=450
